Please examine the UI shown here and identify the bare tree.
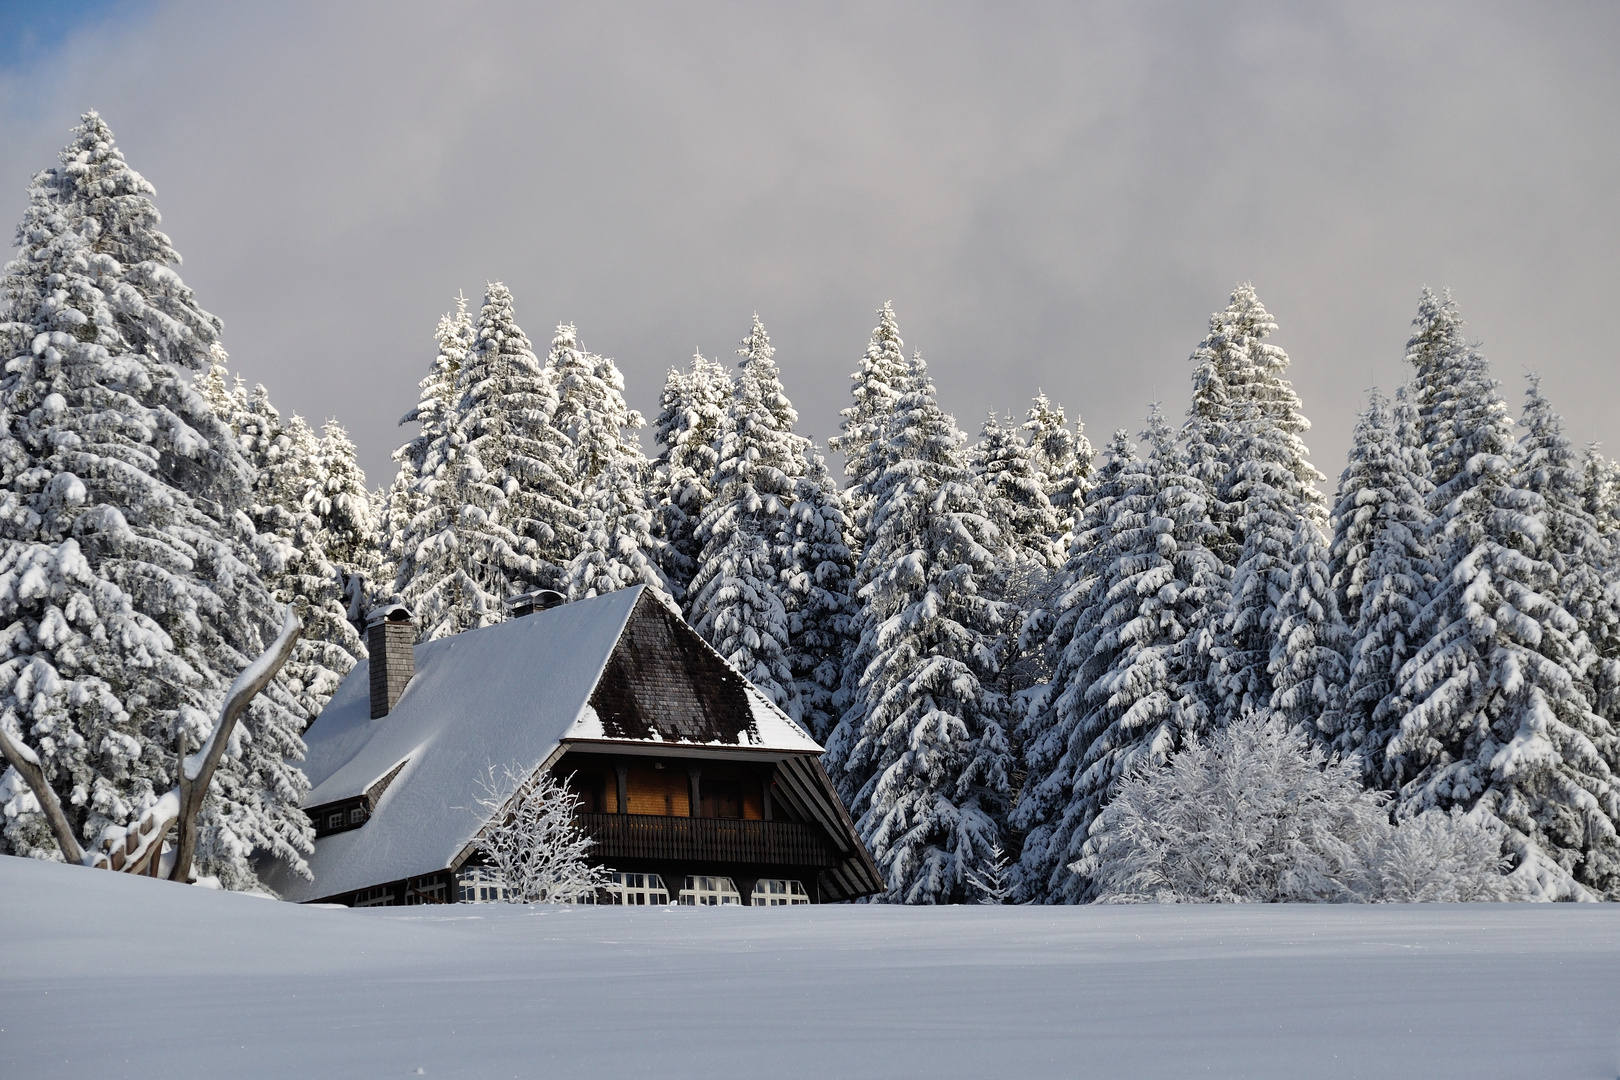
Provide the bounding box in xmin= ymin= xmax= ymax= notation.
xmin=470 ymin=765 xmax=612 ymax=903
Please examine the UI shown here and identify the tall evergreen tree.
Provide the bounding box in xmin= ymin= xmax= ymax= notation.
xmin=1018 ymin=409 xmax=1226 ymax=902
xmin=380 ymin=299 xmax=473 ymax=591
xmin=1269 ymin=517 xmax=1349 ymax=735
xmin=1328 ymin=391 xmax=1433 ymax=778
xmin=830 ymin=302 xmax=908 ymax=543
xmin=688 ymin=316 xmax=806 ymax=711
xmin=1392 ymin=292 xmax=1620 ymax=899
xmin=1183 ymin=285 xmax=1326 ymax=724
xmin=782 ymin=447 xmax=857 ymax=742
xmin=0 ymin=113 xmax=310 ymax=887
xmin=971 ymin=412 xmax=1062 ymax=571
xmin=651 ymin=351 xmax=731 ymax=599
xmin=824 ymin=352 xmax=1013 ymax=903
xmin=398 ymin=285 xmax=565 ymax=638
xmin=1012 ymin=430 xmax=1137 ymax=901
xmin=1023 ymin=391 xmax=1094 ymax=535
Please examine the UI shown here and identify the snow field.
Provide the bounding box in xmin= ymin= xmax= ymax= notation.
xmin=3 ymin=856 xmax=1618 ymax=1080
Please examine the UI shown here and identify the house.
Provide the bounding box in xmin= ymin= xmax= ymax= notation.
xmin=260 ymin=586 xmax=881 ymax=906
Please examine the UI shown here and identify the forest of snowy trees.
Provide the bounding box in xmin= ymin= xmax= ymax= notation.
xmin=6 ymin=113 xmax=1620 ymax=903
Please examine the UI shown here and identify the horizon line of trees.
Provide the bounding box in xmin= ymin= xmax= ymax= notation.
xmin=5 ymin=113 xmax=1620 ymax=905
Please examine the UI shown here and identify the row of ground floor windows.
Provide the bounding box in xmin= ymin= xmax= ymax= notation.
xmin=441 ymin=868 xmax=809 ymax=906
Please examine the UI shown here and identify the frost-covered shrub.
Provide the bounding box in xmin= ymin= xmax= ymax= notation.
xmin=1354 ymin=809 xmax=1522 ymax=902
xmin=471 ymin=767 xmax=610 ymax=904
xmin=1073 ymin=718 xmax=1520 ymax=903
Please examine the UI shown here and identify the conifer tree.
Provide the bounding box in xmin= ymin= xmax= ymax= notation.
xmin=824 ymin=352 xmax=1013 ymax=903
xmin=782 ymin=447 xmax=857 ymax=741
xmin=1017 ymin=409 xmax=1226 ymax=902
xmin=1518 ymin=376 xmax=1620 ymax=747
xmin=380 ymin=299 xmax=473 ymax=590
xmin=971 ymin=412 xmax=1062 ymax=571
xmin=1269 ymin=517 xmax=1349 ymax=734
xmin=1392 ymin=292 xmax=1620 ymax=899
xmin=400 ymin=285 xmax=567 ymax=638
xmin=1184 ymin=285 xmax=1326 ymax=724
xmin=1012 ymin=430 xmax=1137 ymax=901
xmin=0 ymin=113 xmax=310 ymax=887
xmin=651 ymin=351 xmax=731 ymax=598
xmin=311 ymin=419 xmax=378 ymax=622
xmin=1328 ymin=392 xmax=1433 ymax=777
xmin=1024 ymin=391 xmax=1094 ymax=534
xmin=688 ymin=316 xmax=806 ymax=711
xmin=830 ymin=302 xmax=908 ymax=542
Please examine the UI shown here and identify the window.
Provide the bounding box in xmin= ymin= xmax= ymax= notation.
xmin=327 ymin=812 xmax=343 ymax=830
xmin=405 ymin=878 xmax=446 ymax=905
xmin=751 ymin=879 xmax=809 ymax=906
xmin=349 ymin=806 xmax=366 ymax=825
xmin=604 ymin=872 xmax=669 ymax=905
xmin=457 ymin=866 xmax=510 ymax=904
xmin=354 ymin=885 xmax=394 ymax=907
xmin=679 ymin=875 xmax=742 ymax=906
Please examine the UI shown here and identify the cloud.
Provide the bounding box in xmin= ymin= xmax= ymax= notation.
xmin=2 ymin=1 xmax=1618 ymax=483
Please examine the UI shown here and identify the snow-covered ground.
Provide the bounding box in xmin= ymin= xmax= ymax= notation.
xmin=3 ymin=856 xmax=1617 ymax=1080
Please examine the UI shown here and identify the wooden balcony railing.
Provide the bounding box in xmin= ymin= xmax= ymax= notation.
xmin=576 ymin=813 xmax=837 ymax=868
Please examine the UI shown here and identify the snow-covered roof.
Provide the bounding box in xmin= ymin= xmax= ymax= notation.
xmin=264 ymin=586 xmax=821 ymax=903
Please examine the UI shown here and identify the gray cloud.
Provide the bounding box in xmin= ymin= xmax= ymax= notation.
xmin=2 ymin=1 xmax=1617 ymax=485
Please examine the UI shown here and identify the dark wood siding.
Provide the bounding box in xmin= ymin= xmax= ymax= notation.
xmin=577 ymin=813 xmax=838 ymax=868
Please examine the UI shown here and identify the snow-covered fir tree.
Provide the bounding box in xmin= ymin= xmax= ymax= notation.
xmin=1023 ymin=391 xmax=1094 ymax=535
xmin=971 ymin=412 xmax=1062 ymax=571
xmin=1518 ymin=375 xmax=1620 ymax=731
xmin=0 ymin=113 xmax=310 ymax=888
xmin=310 ymin=419 xmax=378 ymax=622
xmin=781 ymin=446 xmax=857 ymax=741
xmin=830 ymin=302 xmax=908 ymax=543
xmin=1327 ymin=391 xmax=1433 ymax=778
xmin=824 ymin=351 xmax=1013 ymax=903
xmin=399 ymin=285 xmax=570 ymax=638
xmin=1017 ymin=409 xmax=1227 ymax=903
xmin=380 ymin=298 xmax=474 ymax=590
xmin=1392 ymin=290 xmax=1620 ymax=899
xmin=1268 ymin=517 xmax=1349 ymax=734
xmin=1184 ymin=285 xmax=1326 ymax=724
xmin=1012 ymin=429 xmax=1137 ymax=901
xmin=558 ymin=333 xmax=670 ymax=603
xmin=650 ymin=350 xmax=731 ymax=598
xmin=687 ymin=316 xmax=807 ymax=711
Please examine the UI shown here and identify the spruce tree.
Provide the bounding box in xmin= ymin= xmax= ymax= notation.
xmin=1023 ymin=391 xmax=1094 ymax=537
xmin=1020 ymin=409 xmax=1226 ymax=902
xmin=971 ymin=412 xmax=1062 ymax=571
xmin=1328 ymin=391 xmax=1433 ymax=778
xmin=651 ymin=350 xmax=731 ymax=599
xmin=782 ymin=446 xmax=857 ymax=742
xmin=688 ymin=316 xmax=806 ymax=711
xmin=400 ymin=285 xmax=566 ymax=638
xmin=0 ymin=113 xmax=310 ymax=887
xmin=1183 ymin=285 xmax=1326 ymax=724
xmin=1269 ymin=517 xmax=1349 ymax=734
xmin=824 ymin=352 xmax=1013 ymax=903
xmin=380 ymin=299 xmax=473 ymax=591
xmin=830 ymin=302 xmax=908 ymax=542
xmin=1011 ymin=429 xmax=1137 ymax=901
xmin=1392 ymin=292 xmax=1620 ymax=899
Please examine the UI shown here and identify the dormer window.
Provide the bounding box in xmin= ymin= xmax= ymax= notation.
xmin=312 ymin=799 xmax=371 ymax=838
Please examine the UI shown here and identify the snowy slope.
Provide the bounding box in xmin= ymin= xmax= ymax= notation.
xmin=3 ymin=856 xmax=1618 ymax=1080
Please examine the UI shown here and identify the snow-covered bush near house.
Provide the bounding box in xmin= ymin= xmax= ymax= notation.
xmin=1074 ymin=717 xmax=1520 ymax=903
xmin=469 ymin=765 xmax=610 ymax=904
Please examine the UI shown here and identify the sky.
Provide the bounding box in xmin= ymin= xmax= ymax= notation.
xmin=0 ymin=1 xmax=1616 ymax=486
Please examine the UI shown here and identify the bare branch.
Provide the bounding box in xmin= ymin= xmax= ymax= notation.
xmin=0 ymin=722 xmax=85 ymax=865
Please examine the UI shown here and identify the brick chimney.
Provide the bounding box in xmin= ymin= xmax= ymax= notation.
xmin=367 ymin=604 xmax=416 ymax=719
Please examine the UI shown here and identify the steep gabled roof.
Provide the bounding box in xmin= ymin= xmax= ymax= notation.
xmin=262 ymin=587 xmax=825 ymax=903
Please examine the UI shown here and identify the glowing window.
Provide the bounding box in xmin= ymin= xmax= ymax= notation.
xmin=679 ymin=875 xmax=742 ymax=906
xmin=751 ymin=879 xmax=809 ymax=906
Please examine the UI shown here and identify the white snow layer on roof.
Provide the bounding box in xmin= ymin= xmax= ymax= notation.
xmin=264 ymin=586 xmax=817 ymax=902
